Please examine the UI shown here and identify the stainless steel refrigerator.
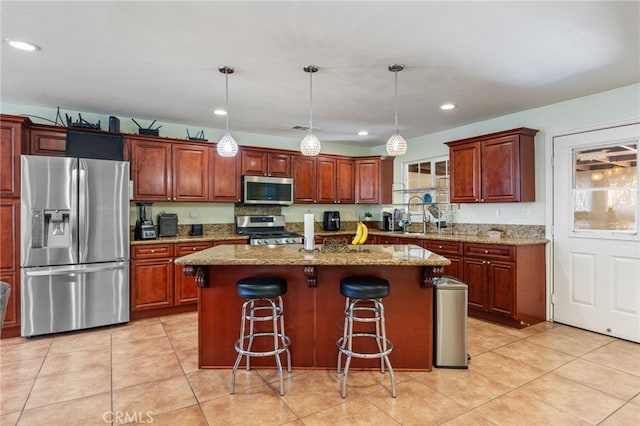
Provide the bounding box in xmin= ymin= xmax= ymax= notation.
xmin=20 ymin=155 xmax=130 ymax=337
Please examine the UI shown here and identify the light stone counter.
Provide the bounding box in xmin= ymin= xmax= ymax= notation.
xmin=174 ymin=243 xmax=450 ymax=267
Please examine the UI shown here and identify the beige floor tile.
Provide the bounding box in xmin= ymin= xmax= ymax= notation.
xmin=18 ymin=392 xmax=111 ymax=426
xmin=0 ymin=356 xmax=43 ymax=384
xmin=274 ymin=370 xmax=353 ymax=418
xmin=474 ymin=390 xmax=589 ymax=426
xmin=38 ymin=347 xmax=110 ymax=377
xmin=328 ymin=369 xmax=413 ymax=396
xmin=174 ymin=345 xmax=199 ymax=373
xmin=200 ymin=384 xmax=298 ymax=426
xmin=554 ymin=358 xmax=640 ymax=401
xmin=466 ymin=351 xmax=546 ymax=388
xmin=519 ymin=373 xmax=625 ymax=424
xmin=111 ymin=322 xmax=167 ymax=344
xmin=493 ymin=339 xmax=575 ymax=371
xmin=582 ymin=339 xmax=640 ymax=376
xmin=600 ymin=402 xmax=640 ymax=426
xmin=25 ymin=364 xmax=111 ymax=409
xmin=166 ymin=329 xmax=198 ymax=352
xmin=112 ymin=351 xmax=184 ymax=389
xmin=138 ymin=404 xmax=207 ymax=426
xmin=364 ymin=380 xmax=466 ymax=425
xmin=526 ymin=329 xmax=611 ymax=356
xmin=440 ymin=410 xmax=496 ymax=426
xmin=48 ymin=328 xmax=112 ymax=354
xmin=301 ymin=397 xmax=400 ymax=426
xmin=467 ymin=324 xmax=521 ymax=350
xmin=0 ymin=338 xmax=51 ymax=364
xmin=549 ymin=323 xmax=616 ymax=343
xmin=632 ymin=394 xmax=640 ymax=406
xmin=188 ymin=368 xmax=265 ymax=402
xmin=111 ymin=335 xmax=174 ymax=364
xmin=413 ymin=367 xmax=510 ymax=408
xmin=112 ymin=375 xmax=197 ymax=421
xmin=1 ymin=378 xmax=34 ymax=415
xmin=0 ymin=410 xmax=20 ymax=426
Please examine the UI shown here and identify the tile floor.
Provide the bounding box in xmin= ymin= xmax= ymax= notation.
xmin=1 ymin=313 xmax=639 ymax=425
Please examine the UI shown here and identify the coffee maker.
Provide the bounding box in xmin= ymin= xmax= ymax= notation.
xmin=323 ymin=211 xmax=340 ymax=231
xmin=134 ymin=202 xmax=157 ymax=240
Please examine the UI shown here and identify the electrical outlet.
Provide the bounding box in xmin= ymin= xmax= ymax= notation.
xmin=518 ymin=207 xmax=530 ymax=218
xmin=190 ymin=210 xmax=198 ymax=218
xmin=496 ymin=208 xmax=502 ymax=218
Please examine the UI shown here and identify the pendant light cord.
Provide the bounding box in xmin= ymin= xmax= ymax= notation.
xmin=308 ymin=70 xmax=313 ymax=133
xmin=393 ymin=70 xmax=399 ymax=133
xmin=225 ymin=71 xmax=230 ymax=133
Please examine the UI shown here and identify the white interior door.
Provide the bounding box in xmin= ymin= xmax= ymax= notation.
xmin=553 ymin=123 xmax=639 ymax=343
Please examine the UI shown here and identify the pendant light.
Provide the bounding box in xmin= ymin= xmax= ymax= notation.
xmin=386 ymin=64 xmax=407 ymax=156
xmin=217 ymin=66 xmax=238 ymax=157
xmin=300 ymin=65 xmax=321 ymax=156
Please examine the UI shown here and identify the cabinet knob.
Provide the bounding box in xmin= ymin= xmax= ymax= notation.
xmin=150 ymin=249 xmax=155 ymax=253
xmin=482 ymin=260 xmax=486 ymax=264
xmin=438 ymin=245 xmax=443 ymax=249
xmin=192 ymin=247 xmax=197 ymax=251
xmin=481 ymin=198 xmax=484 ymax=202
xmin=484 ymin=249 xmax=489 ymax=254
xmin=487 ymin=261 xmax=491 ymax=265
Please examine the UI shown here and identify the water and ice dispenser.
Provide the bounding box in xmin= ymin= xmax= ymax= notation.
xmin=30 ymin=209 xmax=71 ymax=249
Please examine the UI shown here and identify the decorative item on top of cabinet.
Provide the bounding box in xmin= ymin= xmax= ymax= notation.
xmin=446 ymin=128 xmax=538 ymax=203
xmin=241 ymin=148 xmax=291 ymax=177
xmin=355 ymin=156 xmax=394 ymax=204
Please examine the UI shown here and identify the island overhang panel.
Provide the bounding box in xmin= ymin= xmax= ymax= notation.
xmin=175 ymin=244 xmax=450 ymax=371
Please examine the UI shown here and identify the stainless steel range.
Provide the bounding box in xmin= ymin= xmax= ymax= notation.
xmin=236 ymin=215 xmax=303 ymax=246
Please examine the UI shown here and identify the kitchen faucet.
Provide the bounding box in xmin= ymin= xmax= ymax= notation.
xmin=407 ymin=195 xmax=428 ymax=234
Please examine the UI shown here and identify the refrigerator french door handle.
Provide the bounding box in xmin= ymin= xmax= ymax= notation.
xmin=23 ymin=263 xmax=128 ymax=276
xmin=78 ymin=160 xmax=89 ymax=263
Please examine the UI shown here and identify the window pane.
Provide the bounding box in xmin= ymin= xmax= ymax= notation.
xmin=573 ymin=189 xmax=637 ymax=231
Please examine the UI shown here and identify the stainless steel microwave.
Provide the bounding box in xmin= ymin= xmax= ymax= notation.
xmin=242 ymin=175 xmax=294 ymax=205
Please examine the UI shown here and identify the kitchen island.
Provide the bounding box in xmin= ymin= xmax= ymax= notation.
xmin=175 ymin=243 xmax=450 ymax=371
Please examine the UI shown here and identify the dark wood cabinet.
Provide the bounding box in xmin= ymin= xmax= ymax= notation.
xmin=1 ymin=116 xmax=25 ymax=198
xmin=241 ymin=149 xmax=291 ymax=177
xmin=0 ymin=199 xmax=20 ymax=335
xmin=174 ymin=242 xmax=212 ymax=305
xmin=29 ymin=126 xmax=67 ymax=157
xmin=131 ymin=244 xmax=175 ymax=311
xmin=172 ymin=143 xmax=209 ymax=201
xmin=336 ymin=158 xmax=355 ymax=204
xmin=447 ymin=128 xmax=538 ymax=203
xmin=316 ymin=156 xmax=337 ymax=203
xmin=210 ymin=148 xmax=241 ymax=202
xmin=292 ymin=155 xmax=317 ymax=203
xmin=376 ymin=235 xmax=400 ymax=244
xmin=355 ymin=156 xmax=394 ymax=204
xmin=130 ymin=137 xmax=172 ymax=201
xmin=423 ymin=240 xmax=463 ymax=280
xmin=463 ymin=242 xmax=545 ymax=328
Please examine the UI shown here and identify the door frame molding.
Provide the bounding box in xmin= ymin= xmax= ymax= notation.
xmin=544 ymin=117 xmax=640 ymax=322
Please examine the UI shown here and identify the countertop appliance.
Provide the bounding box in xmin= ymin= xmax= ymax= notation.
xmin=157 ymin=212 xmax=178 ymax=237
xmin=236 ymin=215 xmax=302 ymax=245
xmin=323 ymin=211 xmax=341 ymax=231
xmin=20 ymin=155 xmax=130 ymax=337
xmin=134 ymin=202 xmax=157 ymax=240
xmin=242 ymin=175 xmax=294 ymax=205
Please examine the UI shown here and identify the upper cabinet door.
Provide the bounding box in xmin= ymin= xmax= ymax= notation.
xmin=449 ymin=141 xmax=481 ymax=203
xmin=267 ymin=153 xmax=291 ymax=177
xmin=481 ymin=135 xmax=521 ymax=202
xmin=241 ymin=149 xmax=291 ymax=178
xmin=316 ymin=156 xmax=336 ymax=203
xmin=172 ymin=143 xmax=209 ymax=201
xmin=293 ymin=156 xmax=316 ymax=203
xmin=210 ymin=148 xmax=241 ymax=202
xmin=0 ymin=116 xmax=25 ymax=198
xmin=336 ymin=158 xmax=355 ymax=204
xmin=130 ymin=137 xmax=172 ymax=201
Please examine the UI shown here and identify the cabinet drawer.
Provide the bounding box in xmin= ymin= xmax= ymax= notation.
xmin=424 ymin=240 xmax=463 ymax=256
xmin=132 ymin=244 xmax=174 ymax=259
xmin=175 ymin=242 xmax=212 ymax=256
xmin=464 ymin=243 xmax=514 ymax=261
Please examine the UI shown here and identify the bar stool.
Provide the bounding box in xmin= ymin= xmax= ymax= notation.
xmin=230 ymin=276 xmax=291 ymax=396
xmin=336 ymin=276 xmax=396 ymax=398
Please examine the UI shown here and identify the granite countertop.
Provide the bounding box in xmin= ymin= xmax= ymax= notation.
xmin=316 ymin=230 xmax=549 ymax=246
xmin=130 ymin=233 xmax=249 ymax=246
xmin=174 ymin=243 xmax=451 ymax=267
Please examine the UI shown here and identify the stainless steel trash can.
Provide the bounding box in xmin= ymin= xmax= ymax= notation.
xmin=0 ymin=282 xmax=11 ymax=333
xmin=433 ymin=277 xmax=468 ymax=368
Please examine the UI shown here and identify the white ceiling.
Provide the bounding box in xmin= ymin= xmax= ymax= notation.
xmin=1 ymin=1 xmax=639 ymax=148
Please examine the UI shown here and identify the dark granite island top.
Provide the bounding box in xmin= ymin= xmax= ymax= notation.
xmin=175 ymin=244 xmax=451 ymax=371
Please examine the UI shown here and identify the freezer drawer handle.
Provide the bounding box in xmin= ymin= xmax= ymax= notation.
xmin=24 ymin=264 xmax=127 ymax=276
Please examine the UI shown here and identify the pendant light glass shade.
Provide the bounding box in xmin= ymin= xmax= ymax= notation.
xmin=301 ymin=65 xmax=321 ymax=156
xmin=386 ymin=64 xmax=407 ymax=156
xmin=217 ymin=66 xmax=238 ymax=157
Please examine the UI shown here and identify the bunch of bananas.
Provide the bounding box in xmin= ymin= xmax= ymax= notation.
xmin=351 ymin=221 xmax=369 ymax=245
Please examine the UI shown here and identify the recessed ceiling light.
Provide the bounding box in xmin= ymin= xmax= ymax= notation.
xmin=4 ymin=39 xmax=40 ymax=51
xmin=358 ymin=130 xmax=368 ymax=136
xmin=213 ymin=109 xmax=227 ymax=116
xmin=440 ymin=103 xmax=456 ymax=110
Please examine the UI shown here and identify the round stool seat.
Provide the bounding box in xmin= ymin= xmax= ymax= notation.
xmin=340 ymin=276 xmax=389 ymax=299
xmin=237 ymin=276 xmax=287 ymax=299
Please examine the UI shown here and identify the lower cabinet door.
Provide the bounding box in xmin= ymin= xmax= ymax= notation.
xmin=131 ymin=259 xmax=174 ymax=310
xmin=487 ymin=261 xmax=516 ymax=317
xmin=174 ymin=242 xmax=212 ymax=305
xmin=463 ymin=257 xmax=488 ymax=311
